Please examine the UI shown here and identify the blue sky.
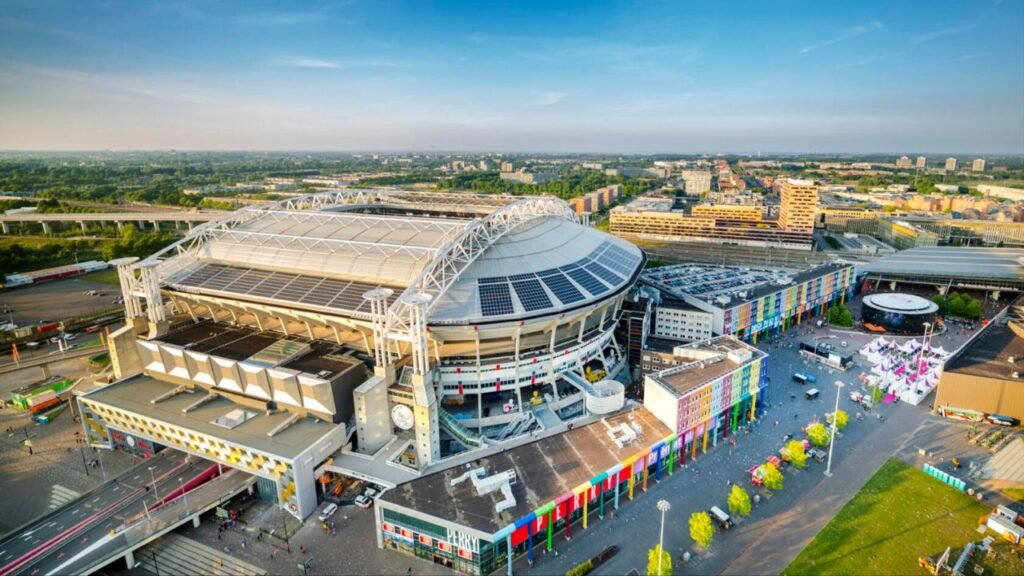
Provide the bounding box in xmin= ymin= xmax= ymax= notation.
xmin=1 ymin=0 xmax=1022 ymax=153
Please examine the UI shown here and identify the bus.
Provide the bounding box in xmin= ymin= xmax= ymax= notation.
xmin=986 ymin=414 xmax=1021 ymax=427
xmin=792 ymin=373 xmax=817 ymax=385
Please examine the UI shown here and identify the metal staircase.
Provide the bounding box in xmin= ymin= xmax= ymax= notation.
xmin=438 ymin=408 xmax=485 ymax=448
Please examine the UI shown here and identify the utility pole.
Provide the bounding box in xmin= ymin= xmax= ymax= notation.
xmin=656 ymin=499 xmax=670 ymax=576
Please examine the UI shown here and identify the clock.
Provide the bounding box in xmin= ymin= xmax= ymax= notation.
xmin=391 ymin=405 xmax=415 ymax=430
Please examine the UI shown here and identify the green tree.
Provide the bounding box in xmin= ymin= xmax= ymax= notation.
xmin=646 ymin=545 xmax=672 ymax=576
xmin=829 ymin=409 xmax=849 ymax=431
xmin=689 ymin=511 xmax=715 ymax=548
xmin=931 ymin=294 xmax=947 ymax=314
xmin=761 ymin=462 xmax=784 ymax=490
xmin=785 ymin=440 xmax=808 ymax=468
xmin=870 ymin=384 xmax=884 ymax=405
xmin=566 ymin=559 xmax=594 ymax=576
xmin=807 ymin=422 xmax=830 ymax=447
xmin=947 ymin=293 xmax=966 ymax=318
xmin=727 ymin=485 xmax=752 ymax=517
xmin=964 ymin=298 xmax=983 ymax=320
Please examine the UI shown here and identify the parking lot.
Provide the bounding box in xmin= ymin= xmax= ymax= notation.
xmin=2 ymin=277 xmax=123 ymax=327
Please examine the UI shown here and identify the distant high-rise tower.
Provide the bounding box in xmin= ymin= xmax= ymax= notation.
xmin=500 ymin=161 xmax=514 ymax=172
xmin=779 ymin=178 xmax=819 ymax=233
xmin=896 ymin=156 xmax=912 ymax=169
xmin=972 ymin=158 xmax=986 ymax=172
xmin=945 ymin=157 xmax=958 ymax=171
xmin=916 ymin=156 xmax=927 ymax=169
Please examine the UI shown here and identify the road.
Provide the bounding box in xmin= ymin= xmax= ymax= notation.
xmin=0 ymin=450 xmax=205 ymax=576
xmin=0 ymin=212 xmax=221 ymax=224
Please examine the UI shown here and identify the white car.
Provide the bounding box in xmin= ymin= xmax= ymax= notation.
xmin=840 ymin=341 xmax=848 ymax=348
xmin=354 ymin=495 xmax=372 ymax=509
xmin=318 ymin=503 xmax=338 ymax=522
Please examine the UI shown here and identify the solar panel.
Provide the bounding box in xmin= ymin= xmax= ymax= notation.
xmin=537 ymin=268 xmax=562 ymax=278
xmin=172 ymin=263 xmax=394 ymax=314
xmin=508 ymin=273 xmax=536 ymax=281
xmin=585 ymin=261 xmax=624 ymax=285
xmin=511 ymin=279 xmax=553 ymax=312
xmin=540 ymin=273 xmax=585 ymax=305
xmin=566 ymin=267 xmax=608 ymax=296
xmin=478 ymin=276 xmax=506 ymax=285
xmin=479 ymin=282 xmax=514 ymax=316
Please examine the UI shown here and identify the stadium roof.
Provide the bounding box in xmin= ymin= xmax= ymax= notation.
xmin=149 ymin=189 xmax=643 ymax=325
xmin=863 ymin=246 xmax=1024 ymax=289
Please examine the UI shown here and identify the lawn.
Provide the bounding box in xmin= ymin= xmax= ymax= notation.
xmin=785 ymin=459 xmax=1022 ymax=576
xmin=81 ymin=268 xmax=121 ymax=285
xmin=1004 ymin=487 xmax=1024 ymax=503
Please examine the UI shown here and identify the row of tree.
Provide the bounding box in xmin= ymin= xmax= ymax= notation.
xmin=647 ymin=409 xmax=850 ymax=574
xmin=828 ymin=303 xmax=854 ymax=328
xmin=931 ymin=292 xmax=984 ymax=320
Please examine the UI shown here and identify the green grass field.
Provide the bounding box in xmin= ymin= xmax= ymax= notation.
xmin=81 ymin=268 xmax=121 ymax=285
xmin=786 ymin=459 xmax=1022 ymax=576
xmin=1004 ymin=487 xmax=1024 ymax=503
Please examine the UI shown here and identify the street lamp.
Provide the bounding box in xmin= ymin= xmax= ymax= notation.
xmin=148 ymin=466 xmax=159 ymax=500
xmin=656 ymin=499 xmax=671 ymax=576
xmin=179 ymin=478 xmax=189 ymax=514
xmin=825 ymin=380 xmax=845 ymax=477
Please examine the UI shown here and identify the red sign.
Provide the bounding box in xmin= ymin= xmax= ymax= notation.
xmin=511 ymin=524 xmax=529 ymax=546
xmin=382 ymin=522 xmax=394 ymax=533
xmin=419 ymin=534 xmax=432 ymax=546
xmin=458 ymin=547 xmax=473 ymax=560
xmin=399 ymin=528 xmax=413 ymax=540
xmin=437 ymin=540 xmax=452 ymax=552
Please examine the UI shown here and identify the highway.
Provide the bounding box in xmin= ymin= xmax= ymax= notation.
xmin=0 ymin=449 xmax=251 ymax=576
xmin=0 ymin=212 xmax=222 ymax=224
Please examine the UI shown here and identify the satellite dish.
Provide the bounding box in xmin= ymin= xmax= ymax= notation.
xmin=391 ymin=405 xmax=415 ymax=431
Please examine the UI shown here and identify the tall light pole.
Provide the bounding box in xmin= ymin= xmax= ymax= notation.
xmin=149 ymin=466 xmax=159 ymax=500
xmin=825 ymin=380 xmax=844 ymax=477
xmin=179 ymin=478 xmax=189 ymax=514
xmin=656 ymin=499 xmax=671 ymax=576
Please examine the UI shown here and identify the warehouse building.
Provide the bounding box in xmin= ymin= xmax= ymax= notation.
xmin=935 ymin=297 xmax=1024 ymax=423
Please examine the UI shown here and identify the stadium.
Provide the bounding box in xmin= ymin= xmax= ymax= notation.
xmin=82 ymin=189 xmax=644 ymax=519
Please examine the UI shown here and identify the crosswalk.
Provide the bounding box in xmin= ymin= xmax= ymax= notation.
xmin=135 ymin=533 xmax=267 ymax=576
xmin=48 ymin=484 xmax=81 ymax=510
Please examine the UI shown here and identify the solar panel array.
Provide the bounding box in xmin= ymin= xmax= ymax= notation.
xmin=173 ymin=263 xmax=391 ymax=313
xmin=473 ymin=240 xmax=642 ymax=317
xmin=478 ymin=282 xmax=515 ymax=316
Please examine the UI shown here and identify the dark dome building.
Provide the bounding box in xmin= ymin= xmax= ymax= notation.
xmin=862 ymin=293 xmax=939 ymax=334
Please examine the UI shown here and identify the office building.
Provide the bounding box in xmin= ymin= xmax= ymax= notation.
xmin=896 ymin=156 xmax=913 ymax=169
xmin=778 ymin=179 xmax=819 ymax=233
xmin=499 ymin=171 xmax=559 ymax=185
xmin=680 ymin=170 xmax=712 ymax=195
xmin=972 ymin=158 xmax=987 ymax=172
xmin=916 ymin=156 xmax=927 ymax=169
xmin=945 ymin=157 xmax=958 ymax=171
xmin=80 ymin=190 xmax=644 ymax=521
xmin=640 ymin=262 xmax=856 ymax=343
xmin=500 ymin=161 xmax=513 ymax=172
xmin=651 ymin=298 xmax=714 ymax=342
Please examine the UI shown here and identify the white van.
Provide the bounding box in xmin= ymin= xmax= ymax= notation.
xmin=709 ymin=506 xmax=732 ymax=529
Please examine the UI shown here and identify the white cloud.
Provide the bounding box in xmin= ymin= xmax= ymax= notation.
xmin=271 ymin=57 xmax=341 ymax=69
xmin=800 ymin=21 xmax=884 ymax=54
xmin=533 ymin=91 xmax=567 ymax=106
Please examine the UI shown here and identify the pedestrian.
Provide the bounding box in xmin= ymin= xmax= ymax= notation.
xmin=300 ymin=545 xmax=306 ymax=554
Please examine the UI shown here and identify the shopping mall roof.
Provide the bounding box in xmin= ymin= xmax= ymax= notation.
xmin=81 ymin=373 xmax=339 ymax=460
xmin=380 ymin=407 xmax=671 ymax=535
xmin=863 ymin=246 xmax=1024 ymax=289
xmin=641 ymin=262 xmax=852 ymax=309
xmin=945 ymin=295 xmax=1024 ymax=380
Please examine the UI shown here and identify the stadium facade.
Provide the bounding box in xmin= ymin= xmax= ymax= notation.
xmin=80 ymin=190 xmax=644 ymax=520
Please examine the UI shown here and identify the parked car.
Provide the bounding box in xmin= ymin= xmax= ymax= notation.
xmin=318 ymin=503 xmax=338 ymax=521
xmin=709 ymin=506 xmax=733 ymax=530
xmin=354 ymin=495 xmax=372 ymax=509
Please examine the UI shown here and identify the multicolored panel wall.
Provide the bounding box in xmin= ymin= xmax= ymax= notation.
xmin=491 ymin=432 xmax=680 ymax=546
xmin=724 ymin=266 xmax=854 ymax=335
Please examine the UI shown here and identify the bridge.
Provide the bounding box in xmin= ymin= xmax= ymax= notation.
xmin=0 ymin=212 xmax=224 ymax=235
xmin=0 ymin=450 xmax=255 ymax=576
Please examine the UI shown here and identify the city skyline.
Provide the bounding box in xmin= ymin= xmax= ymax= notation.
xmin=1 ymin=0 xmax=1023 ymax=153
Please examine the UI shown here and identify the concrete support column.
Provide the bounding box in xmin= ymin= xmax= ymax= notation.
xmin=192 ymin=515 xmax=200 ymax=528
xmin=124 ymin=549 xmax=135 ymax=569
xmin=174 ymin=220 xmax=182 ymax=230
xmin=187 ymin=221 xmax=194 ymax=231
xmin=40 ymin=221 xmax=51 ymax=235
xmin=1 ymin=222 xmax=9 ymax=234
xmin=79 ymin=221 xmax=88 ymax=233
xmin=150 ymin=221 xmax=159 ymax=231
xmin=41 ymin=364 xmax=52 ymax=379
xmin=116 ymin=221 xmax=124 ymax=231
xmin=506 ymin=534 xmax=513 ymax=576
